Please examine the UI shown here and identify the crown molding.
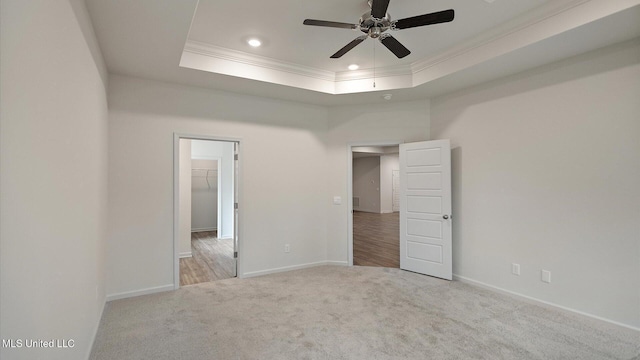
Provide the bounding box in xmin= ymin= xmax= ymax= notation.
xmin=335 ymin=64 xmax=412 ymax=82
xmin=180 ymin=0 xmax=640 ymax=95
xmin=183 ymin=40 xmax=415 ymax=83
xmin=184 ymin=41 xmax=335 ymax=82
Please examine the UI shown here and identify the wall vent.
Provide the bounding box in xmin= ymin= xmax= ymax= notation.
xmin=353 ymin=197 xmax=360 ymax=207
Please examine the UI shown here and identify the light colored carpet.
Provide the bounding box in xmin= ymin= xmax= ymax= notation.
xmin=90 ymin=266 xmax=639 ymax=359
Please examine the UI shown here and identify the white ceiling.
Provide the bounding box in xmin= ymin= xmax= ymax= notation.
xmin=86 ymin=0 xmax=640 ymax=105
xmin=187 ymin=0 xmax=548 ymax=73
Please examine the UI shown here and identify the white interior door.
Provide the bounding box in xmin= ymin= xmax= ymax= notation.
xmin=399 ymin=140 xmax=452 ymax=280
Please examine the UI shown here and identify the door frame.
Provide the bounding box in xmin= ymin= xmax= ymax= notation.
xmin=173 ymin=133 xmax=243 ymax=289
xmin=347 ymin=140 xmax=402 ymax=266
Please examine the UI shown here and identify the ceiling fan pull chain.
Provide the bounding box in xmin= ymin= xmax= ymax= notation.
xmin=373 ymin=40 xmax=376 ymax=88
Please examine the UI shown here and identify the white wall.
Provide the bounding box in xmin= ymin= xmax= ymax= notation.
xmin=0 ymin=1 xmax=108 ymax=359
xmin=191 ymin=140 xmax=234 ymax=239
xmin=380 ymin=154 xmax=399 ymax=213
xmin=191 ymin=159 xmax=218 ymax=232
xmin=352 ymin=156 xmax=381 ymax=213
xmin=179 ymin=139 xmax=192 ymax=257
xmin=107 ymin=75 xmax=329 ymax=296
xmin=430 ymin=40 xmax=640 ymax=329
xmin=326 ymin=100 xmax=430 ymax=263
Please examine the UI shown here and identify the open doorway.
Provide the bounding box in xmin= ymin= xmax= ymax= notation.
xmin=350 ymin=145 xmax=400 ymax=268
xmin=174 ymin=136 xmax=240 ymax=288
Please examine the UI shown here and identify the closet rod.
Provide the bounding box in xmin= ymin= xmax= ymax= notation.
xmin=191 ymin=168 xmax=216 ymax=189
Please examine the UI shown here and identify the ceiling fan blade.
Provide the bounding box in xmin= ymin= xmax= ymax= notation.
xmin=380 ymin=35 xmax=410 ymax=58
xmin=393 ymin=9 xmax=455 ymax=30
xmin=303 ymin=19 xmax=358 ymax=29
xmin=370 ymin=0 xmax=391 ymax=19
xmin=331 ymin=35 xmax=368 ymax=58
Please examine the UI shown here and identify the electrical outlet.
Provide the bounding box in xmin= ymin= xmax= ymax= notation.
xmin=541 ymin=270 xmax=551 ymax=283
xmin=284 ymin=244 xmax=290 ymax=253
xmin=512 ymin=263 xmax=520 ymax=276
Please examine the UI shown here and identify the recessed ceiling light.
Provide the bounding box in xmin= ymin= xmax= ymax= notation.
xmin=348 ymin=64 xmax=359 ymax=71
xmin=247 ymin=39 xmax=261 ymax=47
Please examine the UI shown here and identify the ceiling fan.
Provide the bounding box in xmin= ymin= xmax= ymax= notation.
xmin=303 ymin=0 xmax=454 ymax=59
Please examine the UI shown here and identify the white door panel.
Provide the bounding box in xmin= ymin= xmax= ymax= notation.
xmin=400 ymin=140 xmax=452 ymax=280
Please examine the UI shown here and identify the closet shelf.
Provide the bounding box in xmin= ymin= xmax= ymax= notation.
xmin=191 ymin=168 xmax=217 ymax=188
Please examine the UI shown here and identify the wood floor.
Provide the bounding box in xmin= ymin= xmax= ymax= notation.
xmin=179 ymin=231 xmax=235 ymax=286
xmin=353 ymin=211 xmax=400 ymax=268
xmin=181 ymin=212 xmax=398 ymax=284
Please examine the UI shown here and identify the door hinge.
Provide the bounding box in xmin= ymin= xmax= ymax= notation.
xmin=234 ymin=154 xmax=238 ymax=160
xmin=234 ymin=251 xmax=238 ymax=259
xmin=234 ymin=202 xmax=238 ymax=209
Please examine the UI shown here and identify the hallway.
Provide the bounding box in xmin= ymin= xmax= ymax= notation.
xmin=353 ymin=211 xmax=400 ymax=268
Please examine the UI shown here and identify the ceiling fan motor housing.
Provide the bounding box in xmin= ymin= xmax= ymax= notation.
xmin=360 ymin=11 xmax=391 ymax=38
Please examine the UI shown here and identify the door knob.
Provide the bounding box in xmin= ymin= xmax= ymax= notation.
xmin=443 ymin=215 xmax=449 ymax=219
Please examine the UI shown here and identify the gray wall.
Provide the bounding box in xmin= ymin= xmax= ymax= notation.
xmin=352 ymin=156 xmax=381 ymax=213
xmin=107 ymin=75 xmax=329 ymax=295
xmin=0 ymin=0 xmax=109 ymax=359
xmin=430 ymin=40 xmax=640 ymax=328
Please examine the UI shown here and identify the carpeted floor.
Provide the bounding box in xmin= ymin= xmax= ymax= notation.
xmin=90 ymin=266 xmax=639 ymax=360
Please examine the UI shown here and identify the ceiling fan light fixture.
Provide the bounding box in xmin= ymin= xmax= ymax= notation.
xmin=348 ymin=64 xmax=359 ymax=70
xmin=369 ymin=27 xmax=382 ymax=38
xmin=247 ymin=38 xmax=262 ymax=47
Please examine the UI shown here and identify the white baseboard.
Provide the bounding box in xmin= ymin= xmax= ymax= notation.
xmin=105 ymin=262 xmax=347 ymax=301
xmin=325 ymin=261 xmax=349 ymax=266
xmin=453 ymin=274 xmax=640 ymax=332
xmin=241 ymin=261 xmax=348 ymax=279
xmin=179 ymin=252 xmax=192 ymax=258
xmin=191 ymin=227 xmax=216 ymax=232
xmin=106 ymin=284 xmax=174 ymax=302
xmin=218 ymin=236 xmax=233 ymax=240
xmin=86 ymin=297 xmax=106 ymax=360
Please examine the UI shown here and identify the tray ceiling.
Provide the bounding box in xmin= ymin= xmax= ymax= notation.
xmin=87 ymin=0 xmax=640 ymax=105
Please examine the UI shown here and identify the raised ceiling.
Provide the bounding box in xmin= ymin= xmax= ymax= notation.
xmin=86 ymin=0 xmax=640 ymax=105
xmin=186 ymin=0 xmax=549 ymax=73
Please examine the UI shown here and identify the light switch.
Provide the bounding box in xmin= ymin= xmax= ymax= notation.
xmin=333 ymin=196 xmax=342 ymax=205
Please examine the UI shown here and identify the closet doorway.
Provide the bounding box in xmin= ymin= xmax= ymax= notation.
xmin=174 ymin=136 xmax=240 ymax=288
xmin=350 ymin=144 xmax=400 ymax=268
